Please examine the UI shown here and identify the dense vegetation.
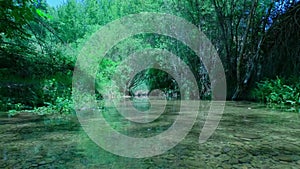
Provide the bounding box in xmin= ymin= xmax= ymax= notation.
xmin=253 ymin=77 xmax=300 ymax=111
xmin=0 ymin=0 xmax=299 ymax=115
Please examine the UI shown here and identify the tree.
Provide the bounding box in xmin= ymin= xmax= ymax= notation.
xmin=209 ymin=0 xmax=276 ymax=99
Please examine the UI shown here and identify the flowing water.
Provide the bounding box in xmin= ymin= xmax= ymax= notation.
xmin=1 ymin=101 xmax=300 ymax=168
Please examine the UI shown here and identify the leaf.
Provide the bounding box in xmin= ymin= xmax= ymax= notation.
xmin=36 ymin=9 xmax=53 ymax=19
xmin=36 ymin=9 xmax=44 ymax=17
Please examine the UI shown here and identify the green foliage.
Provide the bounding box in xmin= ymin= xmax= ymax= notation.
xmin=2 ymin=0 xmax=300 ymax=118
xmin=38 ymin=78 xmax=74 ymax=115
xmin=0 ymin=75 xmax=73 ymax=115
xmin=7 ymin=103 xmax=26 ymax=116
xmin=36 ymin=9 xmax=53 ymax=19
xmin=5 ymin=78 xmax=74 ymax=116
xmin=33 ymin=97 xmax=74 ymax=116
xmin=253 ymin=77 xmax=300 ymax=111
xmin=0 ymin=0 xmax=36 ymax=39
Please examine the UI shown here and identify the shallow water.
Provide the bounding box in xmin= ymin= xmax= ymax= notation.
xmin=1 ymin=101 xmax=300 ymax=168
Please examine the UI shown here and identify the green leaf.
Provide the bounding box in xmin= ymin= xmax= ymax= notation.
xmin=36 ymin=9 xmax=44 ymax=17
xmin=36 ymin=9 xmax=53 ymax=19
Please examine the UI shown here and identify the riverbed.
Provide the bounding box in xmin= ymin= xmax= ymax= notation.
xmin=0 ymin=101 xmax=300 ymax=168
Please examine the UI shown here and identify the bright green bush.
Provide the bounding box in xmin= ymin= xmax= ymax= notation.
xmin=253 ymin=76 xmax=300 ymax=111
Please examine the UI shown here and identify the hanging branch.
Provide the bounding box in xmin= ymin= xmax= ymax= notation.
xmin=34 ymin=16 xmax=66 ymax=45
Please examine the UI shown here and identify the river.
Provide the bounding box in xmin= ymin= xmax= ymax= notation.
xmin=0 ymin=101 xmax=300 ymax=168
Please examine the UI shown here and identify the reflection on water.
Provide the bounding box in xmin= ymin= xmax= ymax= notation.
xmin=1 ymin=101 xmax=300 ymax=168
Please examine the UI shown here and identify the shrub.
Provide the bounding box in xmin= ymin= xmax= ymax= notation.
xmin=253 ymin=76 xmax=300 ymax=111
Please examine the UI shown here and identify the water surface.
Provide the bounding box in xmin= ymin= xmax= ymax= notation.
xmin=1 ymin=101 xmax=300 ymax=168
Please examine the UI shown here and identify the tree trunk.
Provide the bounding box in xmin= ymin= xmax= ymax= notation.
xmin=232 ymin=0 xmax=258 ymax=100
